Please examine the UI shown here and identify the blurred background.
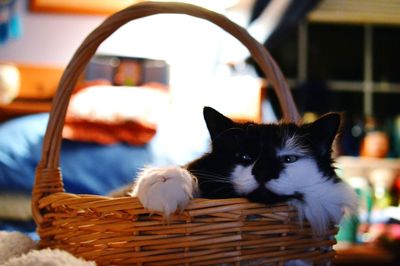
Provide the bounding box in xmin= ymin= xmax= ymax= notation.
xmin=1 ymin=1 xmax=400 ymax=265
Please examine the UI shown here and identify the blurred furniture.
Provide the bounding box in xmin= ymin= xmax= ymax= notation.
xmin=264 ymin=0 xmax=400 ymax=119
xmin=30 ymin=0 xmax=139 ymax=15
xmin=334 ymin=156 xmax=400 ymax=265
xmin=334 ymin=243 xmax=397 ymax=266
xmin=0 ymin=64 xmax=63 ymax=122
xmin=0 ymin=99 xmax=52 ymax=122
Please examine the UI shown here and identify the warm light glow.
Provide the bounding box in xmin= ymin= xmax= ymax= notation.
xmin=219 ymin=0 xmax=291 ymax=64
xmin=153 ymin=0 xmax=240 ymax=11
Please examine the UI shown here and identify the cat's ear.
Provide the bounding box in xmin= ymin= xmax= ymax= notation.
xmin=305 ymin=112 xmax=342 ymax=155
xmin=203 ymin=106 xmax=234 ymax=140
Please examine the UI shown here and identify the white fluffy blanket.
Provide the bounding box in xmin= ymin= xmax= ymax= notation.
xmin=0 ymin=231 xmax=96 ymax=266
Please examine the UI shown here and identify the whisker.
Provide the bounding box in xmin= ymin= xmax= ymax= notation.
xmin=189 ymin=171 xmax=228 ymax=177
xmin=188 ymin=169 xmax=234 ymax=185
xmin=189 ymin=169 xmax=225 ymax=176
xmin=195 ymin=174 xmax=231 ymax=183
xmin=189 ymin=170 xmax=231 ymax=179
xmin=198 ymin=179 xmax=232 ymax=185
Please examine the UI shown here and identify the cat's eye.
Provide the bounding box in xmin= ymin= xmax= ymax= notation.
xmin=236 ymin=153 xmax=252 ymax=162
xmin=280 ymin=155 xmax=299 ymax=164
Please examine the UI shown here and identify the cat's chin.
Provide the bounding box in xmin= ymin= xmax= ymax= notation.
xmin=288 ymin=180 xmax=358 ymax=235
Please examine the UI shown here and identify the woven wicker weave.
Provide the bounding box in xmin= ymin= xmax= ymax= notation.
xmin=32 ymin=2 xmax=337 ymax=265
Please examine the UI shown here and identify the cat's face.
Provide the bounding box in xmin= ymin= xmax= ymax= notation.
xmin=194 ymin=107 xmax=341 ymax=200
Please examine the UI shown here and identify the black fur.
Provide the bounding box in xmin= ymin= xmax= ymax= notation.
xmin=186 ymin=107 xmax=340 ymax=205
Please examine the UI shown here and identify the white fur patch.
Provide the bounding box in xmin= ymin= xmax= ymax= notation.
xmin=278 ymin=134 xmax=308 ymax=157
xmin=266 ymin=158 xmax=321 ymax=195
xmin=130 ymin=166 xmax=197 ymax=216
xmin=266 ymin=158 xmax=358 ymax=235
xmin=230 ymin=164 xmax=258 ymax=194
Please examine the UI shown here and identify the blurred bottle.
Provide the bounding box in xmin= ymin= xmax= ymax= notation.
xmin=394 ymin=175 xmax=400 ymax=207
xmin=360 ymin=117 xmax=390 ymax=158
xmin=337 ymin=175 xmax=373 ymax=244
xmin=369 ymin=168 xmax=395 ymax=209
xmin=392 ymin=115 xmax=400 ymax=157
xmin=339 ymin=114 xmax=365 ymax=156
xmin=303 ymin=112 xmax=318 ymax=123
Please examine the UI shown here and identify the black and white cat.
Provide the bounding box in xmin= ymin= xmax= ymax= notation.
xmin=130 ymin=107 xmax=358 ymax=234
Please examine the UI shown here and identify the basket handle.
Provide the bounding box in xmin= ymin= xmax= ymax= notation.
xmin=32 ymin=1 xmax=300 ymax=222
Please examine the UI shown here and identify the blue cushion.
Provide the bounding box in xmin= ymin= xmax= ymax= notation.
xmin=0 ymin=113 xmax=155 ymax=195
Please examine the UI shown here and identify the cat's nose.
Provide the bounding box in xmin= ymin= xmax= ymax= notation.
xmin=252 ymin=160 xmax=281 ymax=183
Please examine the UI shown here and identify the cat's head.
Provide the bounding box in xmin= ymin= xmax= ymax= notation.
xmin=201 ymin=106 xmax=341 ymax=198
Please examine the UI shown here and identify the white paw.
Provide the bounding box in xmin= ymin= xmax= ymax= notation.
xmin=130 ymin=166 xmax=197 ymax=216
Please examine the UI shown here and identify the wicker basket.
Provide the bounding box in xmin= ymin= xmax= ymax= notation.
xmin=32 ymin=2 xmax=338 ymax=265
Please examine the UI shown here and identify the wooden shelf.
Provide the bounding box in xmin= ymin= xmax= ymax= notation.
xmin=0 ymin=99 xmax=52 ymax=122
xmin=334 ymin=243 xmax=397 ymax=265
xmin=336 ymin=156 xmax=400 ymax=171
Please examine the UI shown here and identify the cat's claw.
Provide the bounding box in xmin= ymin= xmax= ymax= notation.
xmin=130 ymin=167 xmax=197 ymax=217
